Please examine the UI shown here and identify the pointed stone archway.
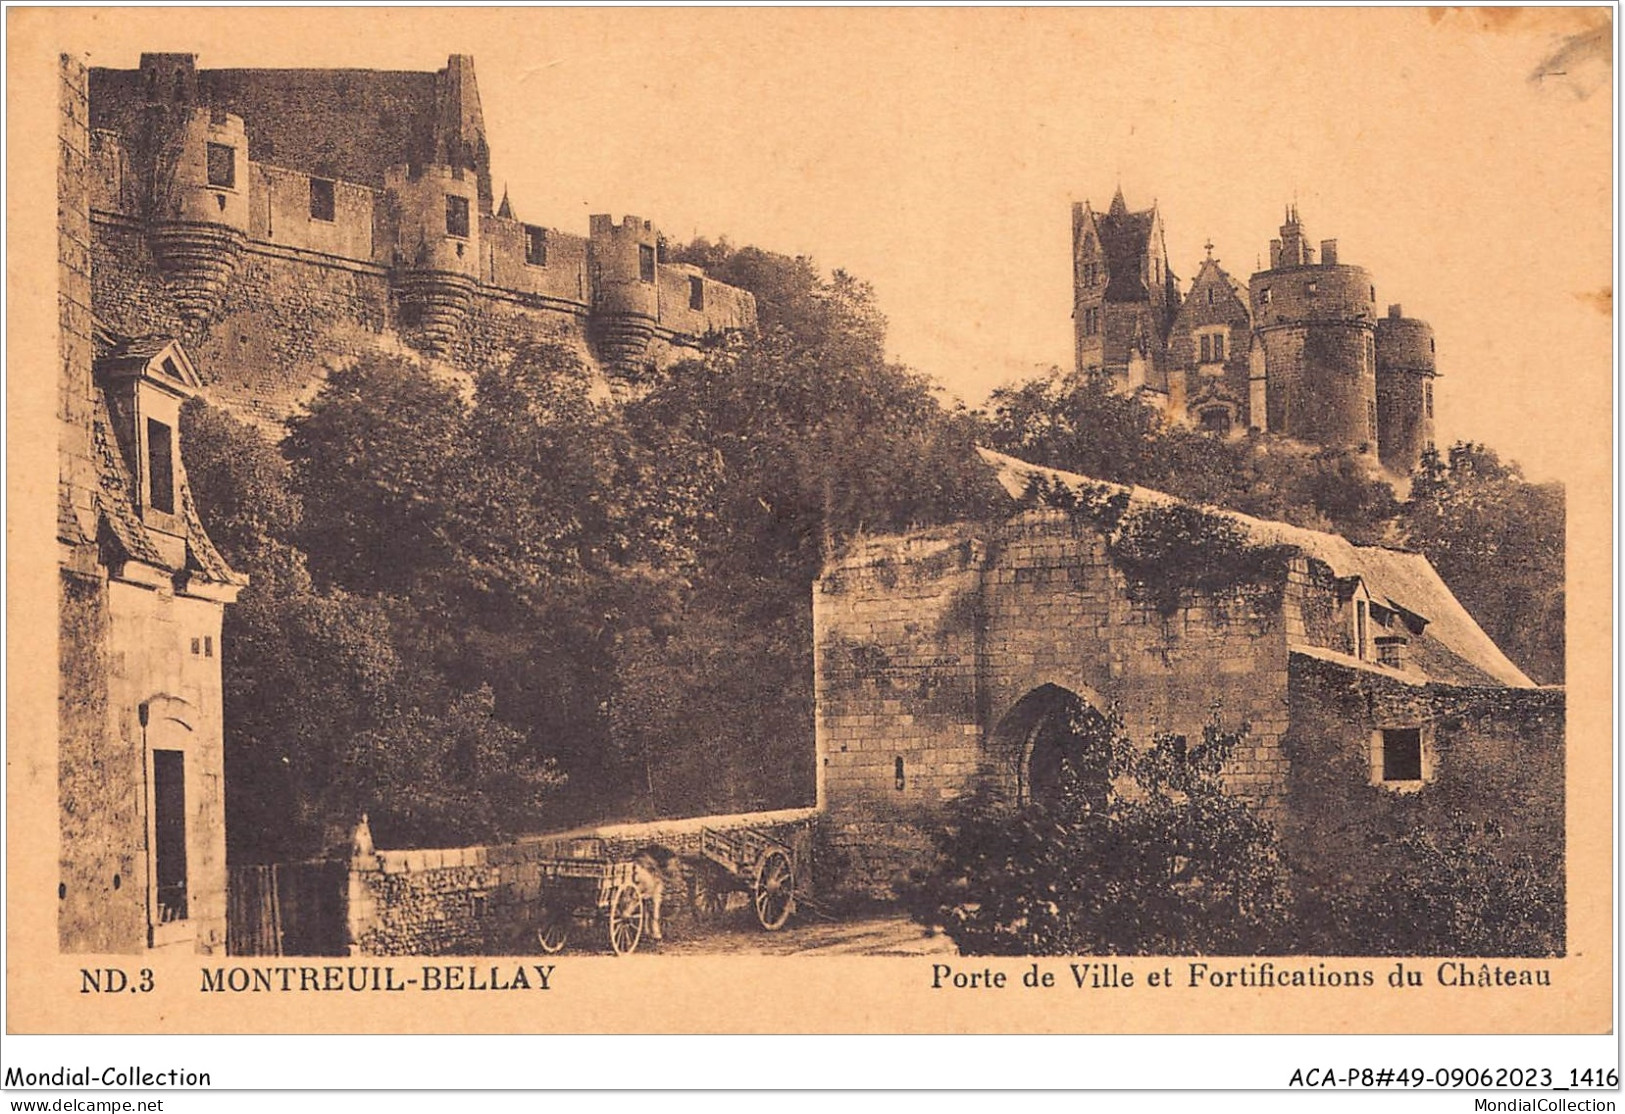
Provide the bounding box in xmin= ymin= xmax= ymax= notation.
xmin=991 ymin=684 xmax=1115 ymax=810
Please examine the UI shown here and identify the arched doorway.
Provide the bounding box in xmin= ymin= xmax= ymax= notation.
xmin=993 ymin=685 xmax=1115 ymax=810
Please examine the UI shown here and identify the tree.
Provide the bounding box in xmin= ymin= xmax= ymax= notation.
xmin=903 ymin=713 xmax=1293 ymax=955
xmin=1402 ymin=443 xmax=1565 ymax=683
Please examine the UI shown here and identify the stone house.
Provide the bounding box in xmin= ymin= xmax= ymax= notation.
xmin=59 ymin=56 xmax=245 ymax=953
xmin=814 ymin=448 xmax=1562 ymax=904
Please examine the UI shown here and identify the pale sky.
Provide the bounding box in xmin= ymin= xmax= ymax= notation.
xmin=49 ymin=7 xmax=1615 ymax=483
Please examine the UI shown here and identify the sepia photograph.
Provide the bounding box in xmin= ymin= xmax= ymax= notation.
xmin=5 ymin=3 xmax=1615 ymax=1078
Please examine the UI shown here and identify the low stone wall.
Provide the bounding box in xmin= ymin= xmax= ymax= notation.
xmin=346 ymin=808 xmax=818 ymax=956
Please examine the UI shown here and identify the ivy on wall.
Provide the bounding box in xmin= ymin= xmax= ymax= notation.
xmin=1023 ymin=474 xmax=1297 ymax=616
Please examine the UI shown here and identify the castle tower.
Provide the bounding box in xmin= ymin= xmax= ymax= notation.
xmin=1248 ymin=208 xmax=1380 ymax=454
xmin=384 ymin=163 xmax=482 ymax=356
xmin=132 ymin=54 xmax=249 ymax=336
xmin=589 ymin=214 xmax=662 ymax=379
xmin=1072 ymin=190 xmax=1181 ymax=392
xmin=1374 ymin=304 xmax=1438 ymax=474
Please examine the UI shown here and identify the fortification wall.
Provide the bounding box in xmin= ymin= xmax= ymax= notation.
xmin=1282 ymin=655 xmax=1565 ymax=939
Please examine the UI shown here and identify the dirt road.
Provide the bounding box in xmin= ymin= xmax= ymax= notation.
xmin=649 ymin=908 xmax=958 ymax=956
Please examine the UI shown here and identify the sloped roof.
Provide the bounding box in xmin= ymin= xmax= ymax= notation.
xmin=976 ymin=447 xmax=1535 ymax=689
xmin=1098 ymin=209 xmax=1156 ymax=302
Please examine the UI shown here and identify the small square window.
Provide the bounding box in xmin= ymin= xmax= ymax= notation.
xmin=206 ymin=143 xmax=235 ymax=189
xmin=446 ymin=195 xmax=470 ymax=239
xmin=689 ymin=276 xmax=705 ymax=311
xmin=1380 ymin=728 xmax=1422 ymax=782
xmin=309 ymin=177 xmax=335 ymax=222
xmin=525 ymin=225 xmax=547 ymax=266
xmin=638 ymin=243 xmax=656 ymax=283
xmin=1306 ymin=280 xmax=1319 ymax=296
xmin=1260 ymin=287 xmax=1272 ymax=305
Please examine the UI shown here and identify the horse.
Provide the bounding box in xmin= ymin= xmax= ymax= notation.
xmin=629 ymin=844 xmax=677 ymax=942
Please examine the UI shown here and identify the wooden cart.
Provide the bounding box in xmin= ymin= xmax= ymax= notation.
xmin=688 ymin=826 xmax=798 ymax=931
xmin=532 ymin=839 xmax=647 ymax=955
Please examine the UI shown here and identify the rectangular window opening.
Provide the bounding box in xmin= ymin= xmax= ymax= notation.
xmin=1425 ymin=382 xmax=1434 ymax=418
xmin=309 ymin=177 xmax=335 ymax=222
xmin=146 ymin=418 xmax=175 ymax=514
xmin=204 ymin=635 xmax=214 ymax=658
xmin=1200 ymin=335 xmax=1211 ymax=363
xmin=1380 ymin=728 xmax=1423 ymax=782
xmin=446 ymin=195 xmax=470 ymax=239
xmin=1355 ymin=599 xmax=1368 ymax=660
xmin=205 ymin=143 xmax=235 ymax=189
xmin=689 ymin=275 xmax=705 ymax=311
xmin=524 ymin=225 xmax=547 ymax=266
xmin=153 ymin=749 xmax=188 ymax=923
xmin=638 ymin=243 xmax=656 ymax=283
xmin=1213 ymin=333 xmax=1225 ymax=361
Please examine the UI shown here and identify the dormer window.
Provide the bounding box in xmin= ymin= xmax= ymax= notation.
xmin=146 ymin=419 xmax=175 ymax=514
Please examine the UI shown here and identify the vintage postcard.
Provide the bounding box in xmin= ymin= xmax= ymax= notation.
xmin=5 ymin=5 xmax=1615 ymax=1064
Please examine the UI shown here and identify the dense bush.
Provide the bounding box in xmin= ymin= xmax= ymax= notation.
xmin=903 ymin=714 xmax=1293 ymax=955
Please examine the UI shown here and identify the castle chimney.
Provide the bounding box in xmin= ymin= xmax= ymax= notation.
xmin=1320 ymin=239 xmax=1338 ymax=266
xmin=1387 ymin=304 xmax=1403 ymax=319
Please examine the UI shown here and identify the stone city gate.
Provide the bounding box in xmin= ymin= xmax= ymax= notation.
xmin=811 ymin=453 xmax=1561 ymax=900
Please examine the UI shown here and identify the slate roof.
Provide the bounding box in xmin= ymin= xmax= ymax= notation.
xmin=69 ymin=328 xmax=245 ymax=589
xmin=976 ymin=447 xmax=1536 ymax=690
xmin=1097 ymin=209 xmax=1156 ymax=302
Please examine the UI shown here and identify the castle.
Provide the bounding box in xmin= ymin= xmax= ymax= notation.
xmin=83 ymin=53 xmax=757 ymax=429
xmin=1073 ymin=191 xmax=1437 ymax=475
xmin=58 ymin=51 xmax=761 ymax=953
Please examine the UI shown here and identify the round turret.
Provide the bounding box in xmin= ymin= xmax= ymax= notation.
xmin=1375 ymin=306 xmax=1438 ymax=475
xmin=384 ymin=164 xmax=482 ymax=355
xmin=588 ymin=214 xmax=662 ymax=377
xmin=144 ymin=107 xmax=251 ymax=333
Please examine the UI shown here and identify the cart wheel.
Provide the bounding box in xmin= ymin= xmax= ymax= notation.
xmin=535 ymin=908 xmax=571 ymax=954
xmin=689 ymin=864 xmax=730 ymax=921
xmin=607 ymin=883 xmax=645 ymax=955
xmin=753 ymin=847 xmax=795 ymax=931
